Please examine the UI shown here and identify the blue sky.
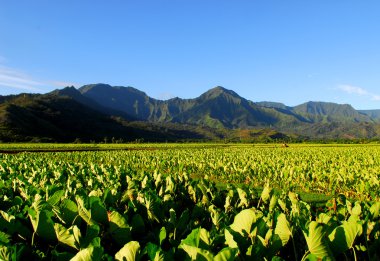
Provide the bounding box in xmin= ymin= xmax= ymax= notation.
xmin=1 ymin=1 xmax=380 ymax=109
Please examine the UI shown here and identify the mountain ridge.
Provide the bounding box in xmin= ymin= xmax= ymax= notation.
xmin=1 ymin=83 xmax=380 ymax=142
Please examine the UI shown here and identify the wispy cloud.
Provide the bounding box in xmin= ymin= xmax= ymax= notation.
xmin=337 ymin=84 xmax=380 ymax=101
xmin=0 ymin=66 xmax=44 ymax=92
xmin=0 ymin=63 xmax=78 ymax=94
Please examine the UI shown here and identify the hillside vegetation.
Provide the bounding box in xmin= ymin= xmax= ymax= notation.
xmin=1 ymin=84 xmax=380 ymax=142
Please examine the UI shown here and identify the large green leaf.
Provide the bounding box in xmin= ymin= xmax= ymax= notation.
xmin=260 ymin=184 xmax=271 ymax=204
xmin=370 ymin=202 xmax=380 ymax=219
xmin=131 ymin=214 xmax=145 ymax=236
xmin=89 ymin=197 xmax=108 ymax=225
xmin=47 ymin=190 xmax=65 ymax=206
xmin=146 ymin=243 xmax=165 ymax=261
xmin=303 ymin=221 xmax=334 ymax=260
xmin=179 ymin=244 xmax=214 ymax=261
xmin=328 ymin=218 xmax=363 ymax=255
xmin=59 ymin=199 xmax=79 ymax=226
xmin=230 ymin=209 xmax=257 ymax=235
xmin=0 ymin=244 xmax=26 ymax=261
xmin=54 ymin=223 xmax=79 ymax=250
xmin=115 ymin=241 xmax=140 ymax=261
xmin=76 ymin=196 xmax=96 ymax=226
xmin=181 ymin=227 xmax=210 ymax=250
xmin=29 ymin=209 xmax=57 ymax=243
xmin=274 ymin=213 xmax=292 ymax=246
xmin=81 ymin=224 xmax=100 ymax=249
xmin=237 ymin=188 xmax=248 ymax=208
xmin=0 ymin=231 xmax=10 ymax=245
xmin=225 ymin=208 xmax=257 ymax=248
xmin=214 ymin=247 xmax=238 ymax=261
xmin=208 ymin=205 xmax=224 ymax=229
xmin=71 ymin=245 xmax=103 ymax=261
xmin=108 ymin=211 xmax=132 ymax=246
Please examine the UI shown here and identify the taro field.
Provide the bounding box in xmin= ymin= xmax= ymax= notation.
xmin=0 ymin=143 xmax=379 ymax=260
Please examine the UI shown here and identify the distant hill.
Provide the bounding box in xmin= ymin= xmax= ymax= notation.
xmin=0 ymin=93 xmax=228 ymax=142
xmin=79 ymin=84 xmax=306 ymax=128
xmin=293 ymin=101 xmax=372 ymax=123
xmin=1 ymin=83 xmax=380 ymax=142
xmin=359 ymin=110 xmax=380 ymax=122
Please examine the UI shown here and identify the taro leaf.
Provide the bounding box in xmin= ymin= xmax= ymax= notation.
xmin=175 ymin=209 xmax=190 ymax=238
xmin=351 ymin=202 xmax=362 ymax=218
xmin=47 ymin=190 xmax=64 ymax=206
xmin=303 ymin=221 xmax=334 ymax=260
xmin=328 ymin=218 xmax=363 ymax=255
xmin=115 ymin=241 xmax=141 ymax=261
xmin=159 ymin=227 xmax=166 ymax=246
xmin=230 ymin=209 xmax=257 ymax=235
xmin=302 ymin=253 xmax=319 ymax=261
xmin=131 ymin=214 xmax=145 ymax=236
xmin=81 ymin=225 xmax=100 ymax=249
xmin=168 ymin=208 xmax=176 ymax=225
xmin=237 ymin=188 xmax=248 ymax=208
xmin=288 ymin=192 xmax=299 ymax=205
xmin=103 ymin=189 xmax=116 ymax=207
xmin=76 ymin=196 xmax=96 ymax=226
xmin=73 ymin=225 xmax=82 ymax=248
xmin=29 ymin=209 xmax=57 ymax=243
xmin=108 ymin=211 xmax=132 ymax=246
xmin=59 ymin=199 xmax=79 ymax=226
xmin=71 ymin=245 xmax=103 ymax=261
xmin=165 ymin=176 xmax=175 ymax=194
xmin=267 ymin=232 xmax=284 ymax=259
xmin=274 ymin=213 xmax=292 ymax=246
xmin=261 ymin=184 xmax=271 ymax=204
xmin=54 ymin=223 xmax=79 ymax=250
xmin=208 ymin=205 xmax=224 ymax=229
xmin=0 ymin=244 xmax=26 ymax=261
xmin=145 ymin=195 xmax=161 ymax=223
xmin=0 ymin=212 xmax=32 ymax=241
xmin=12 ymin=196 xmax=23 ymax=206
xmin=0 ymin=231 xmax=10 ymax=245
xmin=214 ymin=247 xmax=238 ymax=261
xmin=369 ymin=202 xmax=380 ymax=219
xmin=181 ymin=227 xmax=210 ymax=250
xmin=317 ymin=213 xmax=332 ymax=225
xmin=179 ymin=244 xmax=214 ymax=261
xmin=0 ymin=246 xmax=11 ymax=261
xmin=225 ymin=209 xmax=257 ymax=249
xmin=146 ymin=242 xmax=164 ymax=261
xmin=89 ymin=197 xmax=108 ymax=225
xmin=269 ymin=194 xmax=279 ymax=212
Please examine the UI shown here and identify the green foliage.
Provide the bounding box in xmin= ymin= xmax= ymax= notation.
xmin=0 ymin=144 xmax=379 ymax=260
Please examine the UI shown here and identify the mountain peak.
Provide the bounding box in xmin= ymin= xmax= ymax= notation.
xmin=50 ymin=86 xmax=80 ymax=96
xmin=201 ymin=86 xmax=241 ymax=99
xmin=79 ymin=83 xmax=112 ymax=94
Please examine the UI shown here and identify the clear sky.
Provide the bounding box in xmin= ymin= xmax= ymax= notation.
xmin=1 ymin=1 xmax=380 ymax=109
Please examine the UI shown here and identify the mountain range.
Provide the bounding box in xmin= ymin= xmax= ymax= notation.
xmin=1 ymin=83 xmax=380 ymax=142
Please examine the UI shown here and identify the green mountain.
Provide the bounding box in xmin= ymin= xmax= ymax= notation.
xmin=359 ymin=110 xmax=380 ymax=122
xmin=293 ymin=101 xmax=372 ymax=123
xmin=256 ymin=101 xmax=289 ymax=110
xmin=1 ymin=83 xmax=380 ymax=142
xmin=79 ymin=84 xmax=306 ymax=128
xmin=0 ymin=93 xmax=226 ymax=142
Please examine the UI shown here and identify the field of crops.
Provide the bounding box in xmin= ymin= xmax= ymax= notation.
xmin=0 ymin=144 xmax=379 ymax=260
